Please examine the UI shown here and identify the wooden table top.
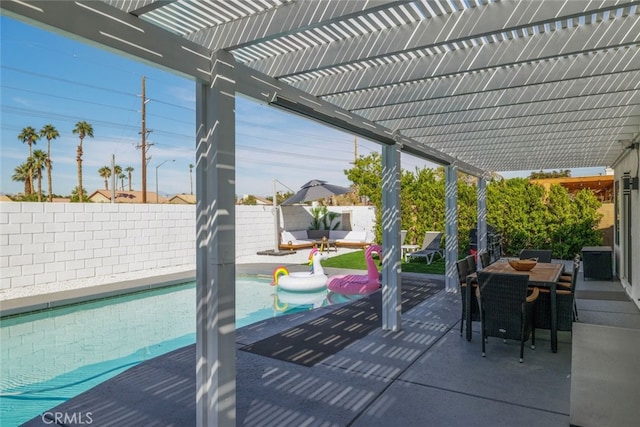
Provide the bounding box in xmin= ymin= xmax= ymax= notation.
xmin=472 ymin=261 xmax=564 ymax=287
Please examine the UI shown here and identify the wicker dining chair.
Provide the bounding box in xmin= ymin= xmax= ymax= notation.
xmin=465 ymin=254 xmax=477 ymax=274
xmin=479 ymin=250 xmax=491 ymax=269
xmin=477 ymin=272 xmax=539 ymax=363
xmin=457 ymin=258 xmax=480 ymax=336
xmin=519 ymin=249 xmax=552 ymax=263
xmin=534 ymin=260 xmax=580 ymax=332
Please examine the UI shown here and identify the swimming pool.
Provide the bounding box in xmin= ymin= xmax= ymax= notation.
xmin=0 ymin=276 xmax=352 ymax=426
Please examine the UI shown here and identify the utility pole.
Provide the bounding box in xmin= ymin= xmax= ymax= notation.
xmin=137 ymin=76 xmax=153 ymax=203
xmin=350 ymin=135 xmax=358 ymax=164
xmin=354 ymin=135 xmax=358 ymax=162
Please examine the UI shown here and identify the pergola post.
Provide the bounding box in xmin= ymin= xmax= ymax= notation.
xmin=445 ymin=165 xmax=458 ymax=293
xmin=381 ymin=143 xmax=402 ymax=330
xmin=477 ymin=177 xmax=487 ymax=267
xmin=195 ymin=50 xmax=237 ymax=427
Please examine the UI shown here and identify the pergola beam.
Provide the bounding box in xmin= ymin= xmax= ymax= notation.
xmin=0 ymin=0 xmax=212 ymax=81
xmin=186 ymin=0 xmax=404 ymax=51
xmin=325 ymin=47 xmax=640 ymax=111
xmin=355 ymin=70 xmax=640 ymax=122
xmin=249 ymin=0 xmax=630 ymax=78
xmin=232 ymin=61 xmax=486 ymax=176
xmin=290 ymin=13 xmax=640 ymax=96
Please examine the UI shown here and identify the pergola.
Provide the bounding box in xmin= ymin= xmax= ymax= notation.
xmin=2 ymin=1 xmax=638 ymax=425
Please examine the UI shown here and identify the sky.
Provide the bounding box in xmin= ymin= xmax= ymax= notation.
xmin=0 ymin=16 xmax=607 ymax=199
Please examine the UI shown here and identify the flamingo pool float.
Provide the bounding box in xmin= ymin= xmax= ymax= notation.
xmin=327 ymin=244 xmax=382 ymax=295
xmin=271 ymin=248 xmax=329 ymax=292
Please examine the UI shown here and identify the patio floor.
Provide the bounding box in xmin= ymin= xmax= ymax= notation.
xmin=22 ymin=264 xmax=640 ymax=427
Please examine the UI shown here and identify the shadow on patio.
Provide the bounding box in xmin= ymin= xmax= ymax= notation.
xmin=23 ymin=269 xmax=639 ymax=427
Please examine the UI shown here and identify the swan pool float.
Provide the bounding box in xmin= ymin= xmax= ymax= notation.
xmin=327 ymin=244 xmax=382 ymax=295
xmin=271 ymin=248 xmax=329 ymax=292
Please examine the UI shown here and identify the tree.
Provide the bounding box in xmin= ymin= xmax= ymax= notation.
xmin=12 ymin=162 xmax=32 ymax=195
xmin=345 ymin=152 xmax=383 ymax=239
xmin=72 ymin=121 xmax=94 ymax=202
xmin=119 ymin=173 xmax=126 ymax=191
xmin=529 ymin=170 xmax=571 ymax=179
xmin=98 ymin=166 xmax=112 ymax=190
xmin=30 ymin=150 xmax=47 ymax=202
xmin=39 ymin=124 xmax=59 ymax=202
xmin=70 ymin=186 xmax=89 ymax=203
xmin=18 ymin=126 xmax=39 ymax=194
xmin=189 ymin=163 xmax=194 ymax=195
xmin=113 ymin=165 xmax=123 ymax=190
xmin=125 ymin=166 xmax=134 ymax=191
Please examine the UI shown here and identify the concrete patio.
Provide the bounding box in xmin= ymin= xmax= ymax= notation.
xmin=21 ymin=262 xmax=640 ymax=427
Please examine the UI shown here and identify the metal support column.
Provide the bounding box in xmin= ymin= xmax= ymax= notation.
xmin=477 ymin=177 xmax=487 ymax=267
xmin=195 ymin=50 xmax=236 ymax=427
xmin=445 ymin=166 xmax=458 ymax=293
xmin=381 ymin=143 xmax=402 ymax=331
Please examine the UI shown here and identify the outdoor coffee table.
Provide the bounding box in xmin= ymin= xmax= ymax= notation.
xmin=467 ymin=260 xmax=564 ymax=352
xmin=314 ymin=238 xmax=336 ymax=252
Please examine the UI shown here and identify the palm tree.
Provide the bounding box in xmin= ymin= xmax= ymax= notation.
xmin=98 ymin=166 xmax=111 ymax=190
xmin=70 ymin=186 xmax=89 ymax=203
xmin=18 ymin=126 xmax=39 ymax=194
xmin=12 ymin=162 xmax=32 ymax=195
xmin=189 ymin=163 xmax=194 ymax=195
xmin=30 ymin=150 xmax=47 ymax=202
xmin=72 ymin=121 xmax=94 ymax=202
xmin=119 ymin=173 xmax=126 ymax=191
xmin=39 ymin=124 xmax=59 ymax=202
xmin=125 ymin=166 xmax=134 ymax=191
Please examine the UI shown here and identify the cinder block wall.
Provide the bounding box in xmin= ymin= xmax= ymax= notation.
xmin=1 ymin=203 xmax=376 ymax=291
xmin=0 ymin=203 xmax=195 ymax=291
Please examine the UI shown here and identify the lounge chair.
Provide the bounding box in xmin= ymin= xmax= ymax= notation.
xmin=406 ymin=231 xmax=444 ymax=264
xmin=401 ymin=230 xmax=420 ymax=260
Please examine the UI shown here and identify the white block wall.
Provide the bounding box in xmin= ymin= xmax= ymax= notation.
xmin=1 ymin=203 xmax=376 ymax=292
xmin=0 ymin=203 xmax=195 ymax=291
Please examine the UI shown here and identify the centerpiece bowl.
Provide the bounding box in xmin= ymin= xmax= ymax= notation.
xmin=508 ymin=259 xmax=537 ymax=271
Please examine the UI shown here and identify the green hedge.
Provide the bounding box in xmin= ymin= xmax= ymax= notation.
xmin=346 ymin=155 xmax=602 ymax=260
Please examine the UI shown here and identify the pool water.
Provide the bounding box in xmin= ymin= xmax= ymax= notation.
xmin=0 ymin=276 xmax=353 ymax=426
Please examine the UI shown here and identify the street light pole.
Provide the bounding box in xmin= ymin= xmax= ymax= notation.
xmin=155 ymin=159 xmax=175 ymax=203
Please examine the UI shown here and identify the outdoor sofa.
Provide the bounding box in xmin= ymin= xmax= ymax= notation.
xmin=279 ymin=230 xmax=373 ymax=250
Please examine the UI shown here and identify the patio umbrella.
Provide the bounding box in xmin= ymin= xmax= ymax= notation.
xmin=281 ymin=179 xmax=352 ymax=205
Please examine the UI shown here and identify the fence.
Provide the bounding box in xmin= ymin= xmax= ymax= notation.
xmin=1 ymin=203 xmax=375 ymax=292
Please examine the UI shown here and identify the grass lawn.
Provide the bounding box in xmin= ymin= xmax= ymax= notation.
xmin=322 ymin=249 xmax=445 ymax=274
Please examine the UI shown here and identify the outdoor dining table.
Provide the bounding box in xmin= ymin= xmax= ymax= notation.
xmin=466 ymin=260 xmax=564 ymax=352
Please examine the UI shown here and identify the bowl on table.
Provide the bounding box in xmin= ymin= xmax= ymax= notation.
xmin=508 ymin=259 xmax=537 ymax=271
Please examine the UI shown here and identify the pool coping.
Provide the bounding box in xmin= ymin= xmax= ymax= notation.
xmin=0 ymin=266 xmax=430 ymax=318
xmin=0 ymin=270 xmax=196 ymax=318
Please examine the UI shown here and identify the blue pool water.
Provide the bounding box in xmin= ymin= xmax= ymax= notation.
xmin=0 ymin=276 xmax=352 ymax=426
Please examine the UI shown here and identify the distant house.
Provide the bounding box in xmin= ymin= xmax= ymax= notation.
xmin=88 ymin=190 xmax=169 ymax=204
xmin=169 ymin=194 xmax=196 ymax=204
xmin=531 ymin=175 xmax=614 ymax=203
xmin=238 ymin=194 xmax=272 ymax=205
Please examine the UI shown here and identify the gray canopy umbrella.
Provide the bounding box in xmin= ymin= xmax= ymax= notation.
xmin=281 ymin=179 xmax=352 ymax=205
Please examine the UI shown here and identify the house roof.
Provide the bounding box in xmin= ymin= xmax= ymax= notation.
xmin=2 ymin=1 xmax=639 ymax=176
xmin=531 ymin=174 xmax=615 ymax=201
xmin=169 ymin=194 xmax=196 ymax=204
xmin=89 ymin=190 xmax=169 ymax=203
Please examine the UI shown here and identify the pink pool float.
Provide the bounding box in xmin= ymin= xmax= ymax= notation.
xmin=327 ymin=244 xmax=382 ymax=295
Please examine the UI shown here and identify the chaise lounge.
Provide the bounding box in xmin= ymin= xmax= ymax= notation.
xmin=406 ymin=231 xmax=444 ymax=264
xmin=279 ymin=229 xmax=373 ymax=250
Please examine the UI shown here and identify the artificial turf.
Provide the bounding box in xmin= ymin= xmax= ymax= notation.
xmin=321 ymin=249 xmax=446 ymax=274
